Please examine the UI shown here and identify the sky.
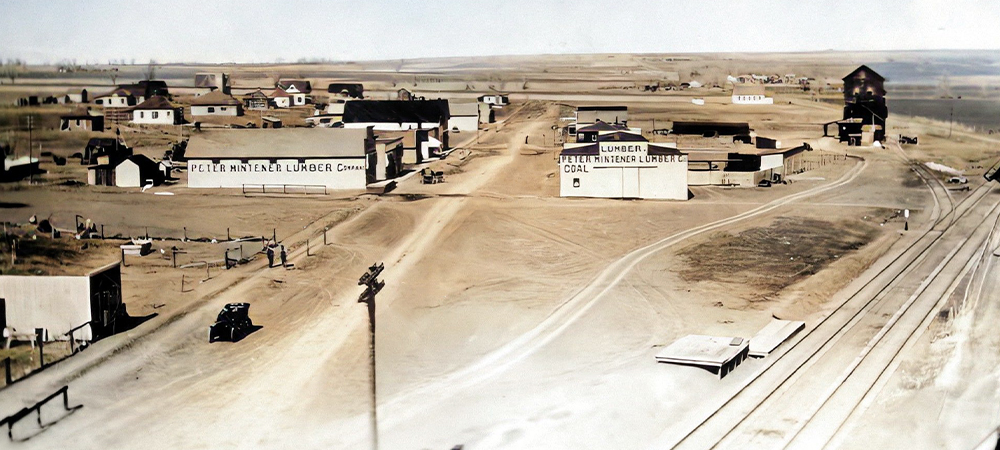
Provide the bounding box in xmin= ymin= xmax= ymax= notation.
xmin=1 ymin=0 xmax=999 ymax=64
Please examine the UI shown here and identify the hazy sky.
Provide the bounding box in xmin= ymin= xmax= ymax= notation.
xmin=2 ymin=0 xmax=998 ymax=64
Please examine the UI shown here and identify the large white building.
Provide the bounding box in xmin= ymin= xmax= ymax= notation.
xmin=559 ymin=131 xmax=688 ymax=200
xmin=732 ymin=84 xmax=773 ymax=105
xmin=185 ymin=127 xmax=403 ymax=190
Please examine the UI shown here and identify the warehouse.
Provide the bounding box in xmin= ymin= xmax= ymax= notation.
xmin=731 ymin=84 xmax=773 ymax=104
xmin=558 ymin=130 xmax=688 ymax=200
xmin=59 ymin=109 xmax=104 ymax=132
xmin=0 ymin=262 xmax=123 ymax=342
xmin=185 ymin=127 xmax=402 ymax=190
xmin=687 ymin=143 xmax=809 ymax=186
xmin=448 ymin=102 xmax=480 ymax=132
xmin=576 ymin=105 xmax=628 ymax=127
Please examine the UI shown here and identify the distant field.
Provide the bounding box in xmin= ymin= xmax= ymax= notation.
xmin=889 ymin=98 xmax=1000 ymax=132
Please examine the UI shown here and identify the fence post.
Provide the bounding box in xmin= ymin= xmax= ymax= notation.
xmin=4 ymin=357 xmax=11 ymax=385
xmin=183 ymin=227 xmax=188 ymax=241
xmin=120 ymin=248 xmax=126 ymax=267
xmin=272 ymin=228 xmax=277 ymax=243
xmin=227 ymin=228 xmax=231 ymax=241
xmin=205 ymin=263 xmax=210 ymax=281
xmin=101 ymin=224 xmax=105 ymax=239
xmin=307 ymin=239 xmax=312 ymax=256
xmin=180 ymin=274 xmax=185 ymax=292
xmin=323 ymin=227 xmax=328 ymax=245
xmin=36 ymin=329 xmax=44 ymax=368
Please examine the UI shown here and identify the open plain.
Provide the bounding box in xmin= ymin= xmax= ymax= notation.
xmin=1 ymin=50 xmax=1000 ymax=449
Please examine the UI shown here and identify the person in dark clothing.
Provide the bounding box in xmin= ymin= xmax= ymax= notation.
xmin=266 ymin=245 xmax=275 ymax=267
xmin=279 ymin=245 xmax=287 ymax=267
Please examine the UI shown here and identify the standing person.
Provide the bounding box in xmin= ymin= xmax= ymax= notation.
xmin=266 ymin=245 xmax=275 ymax=268
xmin=279 ymin=245 xmax=287 ymax=267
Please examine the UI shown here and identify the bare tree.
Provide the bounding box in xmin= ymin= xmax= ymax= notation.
xmin=109 ymin=70 xmax=118 ymax=86
xmin=2 ymin=59 xmax=22 ymax=84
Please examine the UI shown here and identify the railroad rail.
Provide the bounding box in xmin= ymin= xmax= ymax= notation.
xmin=669 ymin=144 xmax=998 ymax=450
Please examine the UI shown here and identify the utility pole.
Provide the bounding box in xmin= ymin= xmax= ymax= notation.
xmin=358 ymin=262 xmax=385 ymax=450
xmin=26 ymin=116 xmax=34 ymax=184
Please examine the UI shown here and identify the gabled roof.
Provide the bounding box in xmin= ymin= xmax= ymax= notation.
xmin=843 ymin=65 xmax=885 ymax=82
xmin=270 ymin=87 xmax=291 ymax=98
xmin=94 ymin=87 xmax=137 ymax=99
xmin=132 ymin=95 xmax=176 ymax=110
xmin=343 ymin=100 xmax=450 ymax=124
xmin=577 ymin=121 xmax=626 ymax=133
xmin=277 ymin=80 xmax=311 ymax=93
xmin=118 ymin=154 xmax=159 ymax=171
xmin=577 ymin=106 xmax=626 ymax=111
xmin=245 ymin=89 xmax=270 ymax=99
xmin=596 ymin=130 xmax=645 ymax=142
xmin=191 ymin=90 xmax=241 ymax=106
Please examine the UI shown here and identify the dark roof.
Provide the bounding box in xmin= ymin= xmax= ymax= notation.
xmin=577 ymin=121 xmax=626 ymax=133
xmin=561 ymin=143 xmax=598 ymax=156
xmin=191 ymin=90 xmax=241 ymax=106
xmin=671 ymin=121 xmax=751 ymax=136
xmin=120 ymin=154 xmax=159 ymax=171
xmin=343 ymin=100 xmax=450 ymax=124
xmin=95 ymin=87 xmax=138 ymax=99
xmin=132 ymin=95 xmax=176 ymax=110
xmin=246 ymin=89 xmax=270 ymax=99
xmin=843 ymin=65 xmax=885 ymax=82
xmin=270 ymin=87 xmax=291 ymax=98
xmin=596 ymin=131 xmax=645 ymax=142
xmin=278 ymin=80 xmax=312 ymax=93
xmin=577 ymin=106 xmax=627 ymax=111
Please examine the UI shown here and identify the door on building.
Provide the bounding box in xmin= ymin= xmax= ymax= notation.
xmin=622 ymin=167 xmax=640 ymax=198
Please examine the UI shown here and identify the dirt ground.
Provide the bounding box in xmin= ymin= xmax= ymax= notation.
xmin=0 ymin=52 xmax=995 ymax=449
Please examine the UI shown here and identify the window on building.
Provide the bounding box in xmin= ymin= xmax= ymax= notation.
xmin=221 ymin=107 xmax=227 ymax=111
xmin=139 ymin=112 xmax=144 ymax=118
xmin=152 ymin=111 xmax=159 ymax=119
xmin=573 ymin=178 xmax=581 ymax=188
xmin=207 ymin=107 xmax=215 ymax=113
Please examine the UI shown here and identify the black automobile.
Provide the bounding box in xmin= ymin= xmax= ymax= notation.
xmin=209 ymin=303 xmax=254 ymax=342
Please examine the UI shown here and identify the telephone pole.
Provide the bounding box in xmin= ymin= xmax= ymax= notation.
xmin=26 ymin=115 xmax=34 ymax=184
xmin=358 ymin=262 xmax=385 ymax=450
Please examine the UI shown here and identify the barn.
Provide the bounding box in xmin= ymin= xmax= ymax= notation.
xmin=558 ymin=130 xmax=688 ymax=200
xmin=185 ymin=127 xmax=403 ymax=190
xmin=0 ymin=262 xmax=123 ymax=342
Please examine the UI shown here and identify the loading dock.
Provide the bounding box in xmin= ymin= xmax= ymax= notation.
xmin=656 ymin=334 xmax=750 ymax=378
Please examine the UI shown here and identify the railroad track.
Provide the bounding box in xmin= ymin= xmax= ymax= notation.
xmin=667 ymin=147 xmax=998 ymax=450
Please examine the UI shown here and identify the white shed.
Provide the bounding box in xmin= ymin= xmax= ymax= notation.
xmin=448 ymin=102 xmax=479 ymax=132
xmin=115 ymin=154 xmax=162 ymax=188
xmin=0 ymin=262 xmax=123 ymax=342
xmin=731 ymin=85 xmax=773 ymax=105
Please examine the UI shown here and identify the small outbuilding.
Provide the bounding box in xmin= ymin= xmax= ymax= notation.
xmin=655 ymin=334 xmax=750 ymax=378
xmin=114 ymin=154 xmax=163 ymax=188
xmin=0 ymin=262 xmax=124 ymax=342
xmin=59 ymin=109 xmax=105 ymax=132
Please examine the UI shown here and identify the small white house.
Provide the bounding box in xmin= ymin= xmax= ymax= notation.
xmin=732 ymin=85 xmax=773 ymax=105
xmin=270 ymin=87 xmax=292 ymax=108
xmin=448 ymin=102 xmax=479 ymax=132
xmin=190 ymin=90 xmax=243 ymax=116
xmin=131 ymin=95 xmax=182 ymax=125
xmin=478 ymin=94 xmax=509 ymax=107
xmin=93 ymin=87 xmax=139 ymax=107
xmin=277 ymin=80 xmax=310 ymax=106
